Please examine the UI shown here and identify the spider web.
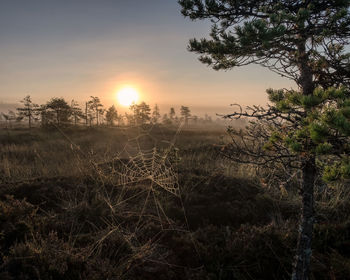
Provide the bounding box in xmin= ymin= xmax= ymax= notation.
xmin=115 ymin=148 xmax=179 ymax=196
xmin=55 ymin=123 xmax=201 ymax=267
xmin=92 ymin=123 xmax=183 ymax=199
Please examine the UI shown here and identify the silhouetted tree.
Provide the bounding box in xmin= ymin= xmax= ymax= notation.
xmin=37 ymin=105 xmax=48 ymax=127
xmin=152 ymin=104 xmax=161 ymax=124
xmin=139 ymin=102 xmax=151 ymax=125
xmin=99 ymin=108 xmax=106 ymax=125
xmin=70 ymin=100 xmax=84 ymax=126
xmin=88 ymin=96 xmax=103 ymax=126
xmin=106 ymin=105 xmax=118 ymax=126
xmin=180 ymin=106 xmax=191 ymax=125
xmin=180 ymin=1 xmax=350 ymax=279
xmin=162 ymin=113 xmax=172 ymax=126
xmin=125 ymin=112 xmax=133 ymax=126
xmin=117 ymin=114 xmax=125 ymax=126
xmin=130 ymin=102 xmax=151 ymax=125
xmin=169 ymin=107 xmax=176 ymax=122
xmin=17 ymin=95 xmax=39 ymax=128
xmin=45 ymin=98 xmax=72 ymax=127
xmin=84 ymin=102 xmax=89 ymax=126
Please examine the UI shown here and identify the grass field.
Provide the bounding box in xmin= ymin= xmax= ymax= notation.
xmin=0 ymin=125 xmax=349 ymax=279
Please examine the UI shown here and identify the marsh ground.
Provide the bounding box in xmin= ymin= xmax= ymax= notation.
xmin=0 ymin=125 xmax=349 ymax=279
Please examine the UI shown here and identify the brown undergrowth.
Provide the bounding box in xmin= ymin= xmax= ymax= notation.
xmin=0 ymin=126 xmax=349 ymax=279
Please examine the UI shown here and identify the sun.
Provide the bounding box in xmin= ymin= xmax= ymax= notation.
xmin=117 ymin=86 xmax=139 ymax=107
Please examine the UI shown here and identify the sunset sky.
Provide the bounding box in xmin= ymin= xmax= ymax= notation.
xmin=0 ymin=0 xmax=294 ymax=116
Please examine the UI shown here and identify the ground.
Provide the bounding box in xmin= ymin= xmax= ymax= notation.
xmin=0 ymin=125 xmax=349 ymax=279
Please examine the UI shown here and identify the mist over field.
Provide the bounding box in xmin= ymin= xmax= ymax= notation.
xmin=0 ymin=102 xmax=17 ymax=113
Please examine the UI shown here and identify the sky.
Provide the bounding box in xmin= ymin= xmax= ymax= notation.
xmin=0 ymin=0 xmax=294 ymax=116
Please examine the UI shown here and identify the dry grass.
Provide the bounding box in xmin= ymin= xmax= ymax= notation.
xmin=0 ymin=125 xmax=349 ymax=279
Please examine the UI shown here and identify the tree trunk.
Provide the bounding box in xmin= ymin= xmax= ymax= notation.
xmin=292 ymin=38 xmax=316 ymax=280
xmin=41 ymin=111 xmax=45 ymax=127
xmin=56 ymin=110 xmax=60 ymax=126
xmin=28 ymin=113 xmax=32 ymax=129
xmin=292 ymin=157 xmax=316 ymax=280
xmin=85 ymin=102 xmax=88 ymax=126
xmin=96 ymin=109 xmax=99 ymax=126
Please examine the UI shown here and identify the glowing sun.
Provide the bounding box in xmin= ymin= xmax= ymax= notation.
xmin=117 ymin=86 xmax=139 ymax=107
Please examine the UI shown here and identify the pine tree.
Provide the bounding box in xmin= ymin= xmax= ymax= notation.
xmin=45 ymin=98 xmax=72 ymax=127
xmin=162 ymin=113 xmax=172 ymax=125
xmin=179 ymin=1 xmax=350 ymax=279
xmin=88 ymin=96 xmax=103 ymax=126
xmin=169 ymin=107 xmax=176 ymax=122
xmin=106 ymin=105 xmax=118 ymax=126
xmin=70 ymin=100 xmax=84 ymax=126
xmin=17 ymin=95 xmax=39 ymax=128
xmin=130 ymin=102 xmax=151 ymax=125
xmin=152 ymin=104 xmax=161 ymax=124
xmin=180 ymin=105 xmax=191 ymax=125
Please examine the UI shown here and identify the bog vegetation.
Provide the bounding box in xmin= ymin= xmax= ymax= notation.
xmin=0 ymin=120 xmax=349 ymax=279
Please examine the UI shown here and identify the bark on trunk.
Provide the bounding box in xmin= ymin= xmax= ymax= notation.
xmin=292 ymin=37 xmax=316 ymax=280
xmin=292 ymin=157 xmax=316 ymax=280
xmin=85 ymin=102 xmax=88 ymax=126
xmin=57 ymin=110 xmax=60 ymax=126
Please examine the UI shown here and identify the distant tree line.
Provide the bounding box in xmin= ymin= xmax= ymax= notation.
xmin=0 ymin=95 xmax=217 ymax=128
